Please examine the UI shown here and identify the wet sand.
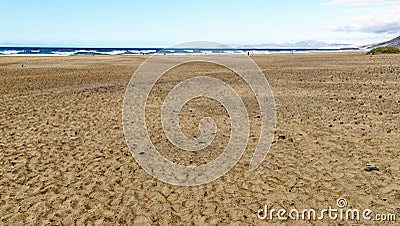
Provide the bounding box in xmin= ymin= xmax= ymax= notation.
xmin=0 ymin=53 xmax=399 ymax=225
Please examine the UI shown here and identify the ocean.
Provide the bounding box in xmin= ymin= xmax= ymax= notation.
xmin=0 ymin=46 xmax=360 ymax=56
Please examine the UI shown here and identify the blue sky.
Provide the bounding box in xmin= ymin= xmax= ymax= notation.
xmin=0 ymin=0 xmax=399 ymax=47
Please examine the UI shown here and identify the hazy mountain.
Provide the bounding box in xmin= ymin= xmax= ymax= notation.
xmin=360 ymin=36 xmax=400 ymax=49
xmin=237 ymin=40 xmax=352 ymax=49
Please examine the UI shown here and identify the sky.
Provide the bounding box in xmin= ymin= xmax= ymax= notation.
xmin=0 ymin=0 xmax=399 ymax=47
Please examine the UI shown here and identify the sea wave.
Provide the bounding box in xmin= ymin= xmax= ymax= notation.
xmin=0 ymin=47 xmax=360 ymax=56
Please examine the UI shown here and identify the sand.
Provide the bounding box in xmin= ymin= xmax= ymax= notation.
xmin=0 ymin=53 xmax=399 ymax=225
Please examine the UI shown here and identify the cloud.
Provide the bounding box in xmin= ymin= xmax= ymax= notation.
xmin=325 ymin=2 xmax=400 ymax=34
xmin=323 ymin=0 xmax=400 ymax=6
xmin=334 ymin=21 xmax=400 ymax=34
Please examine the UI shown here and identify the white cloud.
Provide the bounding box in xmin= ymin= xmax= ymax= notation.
xmin=335 ymin=21 xmax=400 ymax=34
xmin=325 ymin=2 xmax=400 ymax=34
xmin=323 ymin=0 xmax=400 ymax=6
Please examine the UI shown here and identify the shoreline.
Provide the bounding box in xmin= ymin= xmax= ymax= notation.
xmin=0 ymin=50 xmax=368 ymax=57
xmin=0 ymin=47 xmax=364 ymax=57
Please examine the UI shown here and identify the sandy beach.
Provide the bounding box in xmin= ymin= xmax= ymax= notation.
xmin=0 ymin=53 xmax=399 ymax=225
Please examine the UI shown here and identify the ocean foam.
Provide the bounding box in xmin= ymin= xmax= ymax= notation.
xmin=0 ymin=47 xmax=360 ymax=56
xmin=0 ymin=50 xmax=23 ymax=55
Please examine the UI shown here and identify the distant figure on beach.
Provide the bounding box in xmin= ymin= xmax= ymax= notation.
xmin=248 ymin=52 xmax=250 ymax=56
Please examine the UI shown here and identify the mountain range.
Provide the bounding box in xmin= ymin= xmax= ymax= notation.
xmin=237 ymin=40 xmax=351 ymax=49
xmin=237 ymin=35 xmax=400 ymax=49
xmin=360 ymin=36 xmax=400 ymax=49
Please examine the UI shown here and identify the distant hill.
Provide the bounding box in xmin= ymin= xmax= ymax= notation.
xmin=237 ymin=40 xmax=352 ymax=49
xmin=361 ymin=36 xmax=400 ymax=49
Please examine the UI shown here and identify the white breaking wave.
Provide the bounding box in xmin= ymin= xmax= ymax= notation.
xmin=0 ymin=50 xmax=23 ymax=55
